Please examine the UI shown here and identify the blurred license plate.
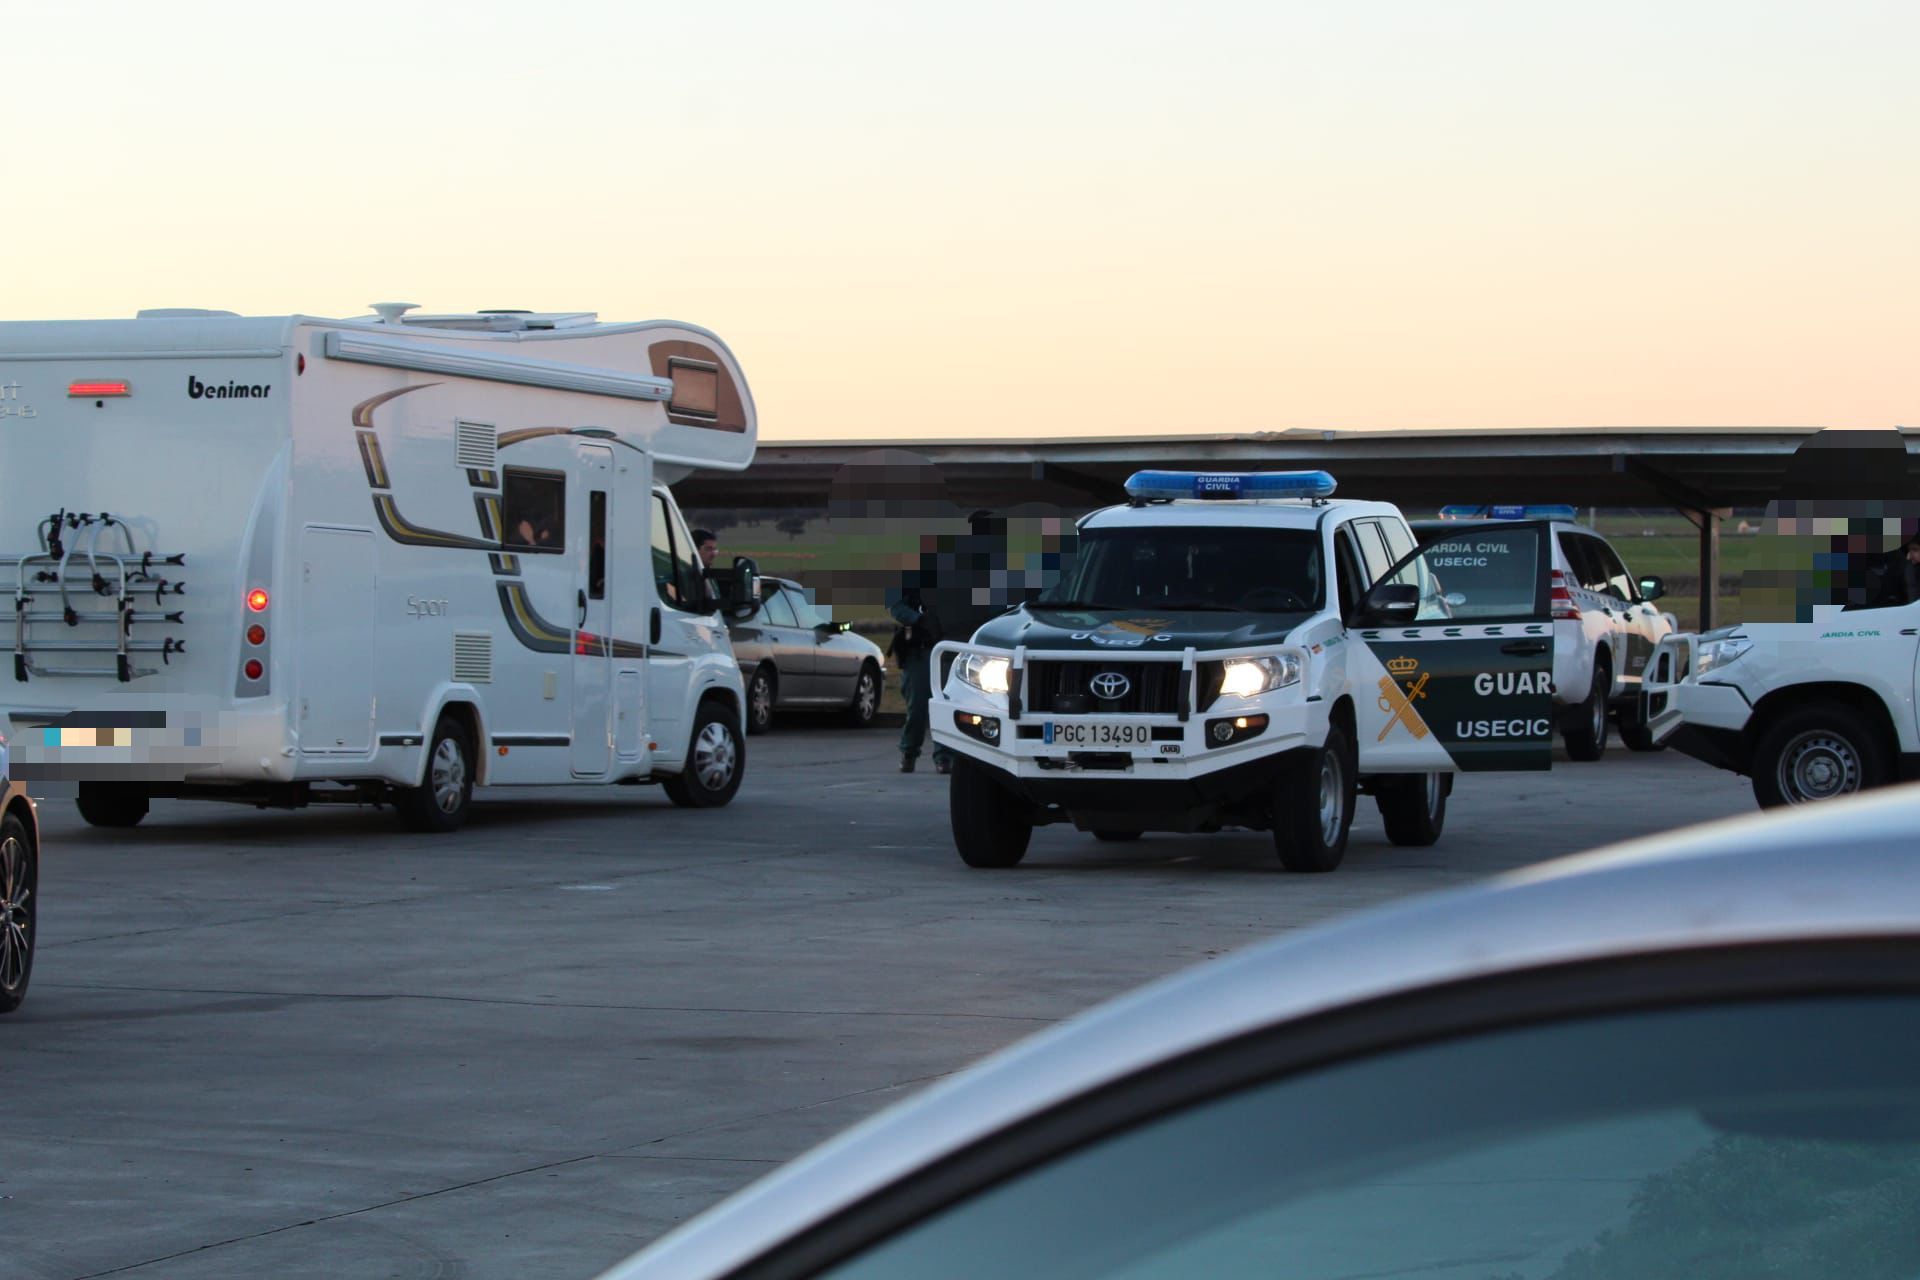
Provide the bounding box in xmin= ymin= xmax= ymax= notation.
xmin=1049 ymin=721 xmax=1150 ymax=747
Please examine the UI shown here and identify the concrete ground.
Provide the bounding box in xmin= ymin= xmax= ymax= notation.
xmin=2 ymin=729 xmax=1755 ymax=1279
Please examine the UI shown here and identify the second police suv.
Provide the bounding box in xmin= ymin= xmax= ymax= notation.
xmin=929 ymin=471 xmax=1563 ymax=872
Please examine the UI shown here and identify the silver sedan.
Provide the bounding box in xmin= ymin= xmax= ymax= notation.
xmin=729 ymin=578 xmax=884 ymax=735
xmin=604 ymin=786 xmax=1920 ymax=1279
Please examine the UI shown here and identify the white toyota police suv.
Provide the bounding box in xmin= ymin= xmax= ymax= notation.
xmin=1414 ymin=508 xmax=1678 ymax=759
xmin=1644 ymin=602 xmax=1920 ymax=808
xmin=929 ymin=472 xmax=1561 ymax=872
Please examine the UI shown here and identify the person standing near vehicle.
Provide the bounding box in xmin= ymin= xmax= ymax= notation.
xmin=1899 ymin=536 xmax=1920 ymax=604
xmin=889 ymin=587 xmax=950 ymax=773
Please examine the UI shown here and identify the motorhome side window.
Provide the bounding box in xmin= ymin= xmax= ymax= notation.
xmin=502 ymin=469 xmax=566 ymax=553
xmin=651 ymin=493 xmax=706 ymax=612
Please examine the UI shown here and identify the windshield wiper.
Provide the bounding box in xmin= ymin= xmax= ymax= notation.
xmin=1156 ymin=602 xmax=1247 ymax=612
xmin=1032 ymin=599 xmax=1126 ymax=610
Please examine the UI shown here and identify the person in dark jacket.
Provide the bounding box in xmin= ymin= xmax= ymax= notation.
xmin=888 ymin=588 xmax=950 ymax=773
xmin=1900 ymin=537 xmax=1920 ymax=604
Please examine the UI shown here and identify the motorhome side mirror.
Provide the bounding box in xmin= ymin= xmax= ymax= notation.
xmin=730 ymin=557 xmax=760 ymax=606
xmin=1359 ymin=582 xmax=1420 ymax=623
xmin=1638 ymin=575 xmax=1666 ymax=602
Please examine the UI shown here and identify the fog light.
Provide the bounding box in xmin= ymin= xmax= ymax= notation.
xmin=1204 ymin=713 xmax=1269 ymax=748
xmin=955 ymin=711 xmax=1002 ymax=745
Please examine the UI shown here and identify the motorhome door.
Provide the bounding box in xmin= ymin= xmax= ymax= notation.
xmin=571 ymin=445 xmax=614 ymax=776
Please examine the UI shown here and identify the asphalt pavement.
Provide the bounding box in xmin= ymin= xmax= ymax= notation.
xmin=1 ymin=729 xmax=1755 ymax=1279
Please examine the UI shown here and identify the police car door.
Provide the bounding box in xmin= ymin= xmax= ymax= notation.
xmin=1352 ymin=521 xmax=1555 ymax=772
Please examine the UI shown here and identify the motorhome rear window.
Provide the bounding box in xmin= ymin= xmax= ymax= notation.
xmin=667 ymin=357 xmax=720 ymax=420
xmin=502 ymin=469 xmax=566 ymax=553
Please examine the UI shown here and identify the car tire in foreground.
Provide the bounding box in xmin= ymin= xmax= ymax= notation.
xmin=664 ymin=700 xmax=746 ymax=809
xmin=844 ymin=663 xmax=882 ymax=728
xmin=951 ymin=756 xmax=1033 ymax=868
xmin=1273 ymin=722 xmax=1355 ymax=873
xmin=1375 ymin=772 xmax=1450 ymax=847
xmin=1 ymin=810 xmax=36 ymax=1014
xmin=396 ymin=715 xmax=476 ymax=833
xmin=1751 ymin=702 xmax=1890 ymax=809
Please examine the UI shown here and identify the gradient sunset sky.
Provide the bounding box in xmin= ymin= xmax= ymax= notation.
xmin=9 ymin=1 xmax=1916 ymax=439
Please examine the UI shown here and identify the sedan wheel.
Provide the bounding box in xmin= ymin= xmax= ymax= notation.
xmin=845 ymin=665 xmax=881 ymax=727
xmin=747 ymin=668 xmax=776 ymax=735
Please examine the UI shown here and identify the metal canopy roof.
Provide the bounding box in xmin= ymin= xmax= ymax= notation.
xmin=677 ymin=426 xmax=1920 ymax=514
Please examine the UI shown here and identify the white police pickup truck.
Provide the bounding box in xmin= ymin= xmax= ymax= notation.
xmin=929 ymin=471 xmax=1561 ymax=872
xmin=1644 ymin=603 xmax=1920 ymax=807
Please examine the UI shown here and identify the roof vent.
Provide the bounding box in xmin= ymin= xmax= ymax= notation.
xmin=370 ymin=302 xmax=420 ymax=324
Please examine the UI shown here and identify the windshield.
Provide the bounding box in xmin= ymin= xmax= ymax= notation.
xmin=1041 ymin=526 xmax=1323 ymax=614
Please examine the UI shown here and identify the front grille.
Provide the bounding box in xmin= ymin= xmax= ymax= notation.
xmin=1026 ymin=659 xmax=1185 ymax=715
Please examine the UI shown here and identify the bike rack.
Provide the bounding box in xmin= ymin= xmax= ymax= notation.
xmin=5 ymin=510 xmax=187 ymax=682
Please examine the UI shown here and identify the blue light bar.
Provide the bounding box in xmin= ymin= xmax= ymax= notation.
xmin=1438 ymin=503 xmax=1579 ymax=522
xmin=1123 ymin=470 xmax=1337 ymax=502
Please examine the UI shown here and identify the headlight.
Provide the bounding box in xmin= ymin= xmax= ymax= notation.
xmin=956 ymin=653 xmax=1012 ymax=695
xmin=1218 ymin=654 xmax=1302 ymax=698
xmin=1693 ymin=636 xmax=1751 ymax=678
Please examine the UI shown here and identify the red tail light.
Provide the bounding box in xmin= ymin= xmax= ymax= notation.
xmin=69 ymin=380 xmax=131 ymax=397
xmin=1550 ymin=569 xmax=1582 ymax=621
xmin=246 ymin=588 xmax=270 ymax=612
xmin=246 ymin=624 xmax=266 ymax=646
xmin=243 ymin=659 xmax=264 ymax=681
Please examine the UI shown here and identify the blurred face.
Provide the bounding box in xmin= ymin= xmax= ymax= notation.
xmin=698 ymin=539 xmax=718 ymax=567
xmin=1907 ymin=543 xmax=1920 ymax=563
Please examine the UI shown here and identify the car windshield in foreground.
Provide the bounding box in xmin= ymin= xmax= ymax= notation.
xmin=1038 ymin=527 xmax=1324 ymax=615
xmin=825 ymin=994 xmax=1920 ymax=1280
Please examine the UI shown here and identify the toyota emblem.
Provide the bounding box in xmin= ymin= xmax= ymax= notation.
xmin=1089 ymin=671 xmax=1132 ymax=700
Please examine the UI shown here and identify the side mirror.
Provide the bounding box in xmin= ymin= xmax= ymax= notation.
xmin=1638 ymin=575 xmax=1666 ymax=602
xmin=815 ymin=619 xmax=850 ymax=635
xmin=729 ymin=556 xmax=760 ymax=608
xmin=1357 ymin=582 xmax=1419 ymax=624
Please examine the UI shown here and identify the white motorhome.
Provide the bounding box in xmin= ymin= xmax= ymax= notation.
xmin=0 ymin=304 xmax=758 ymax=831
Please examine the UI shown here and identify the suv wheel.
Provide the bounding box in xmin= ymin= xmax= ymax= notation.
xmin=950 ymin=756 xmax=1033 ymax=868
xmin=1562 ymin=654 xmax=1611 ymax=762
xmin=1617 ymin=708 xmax=1665 ymax=752
xmin=1274 ymin=722 xmax=1355 ymax=872
xmin=1375 ymin=772 xmax=1450 ymax=847
xmin=77 ymin=783 xmax=149 ymax=829
xmin=1751 ymin=703 xmax=1890 ymax=808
